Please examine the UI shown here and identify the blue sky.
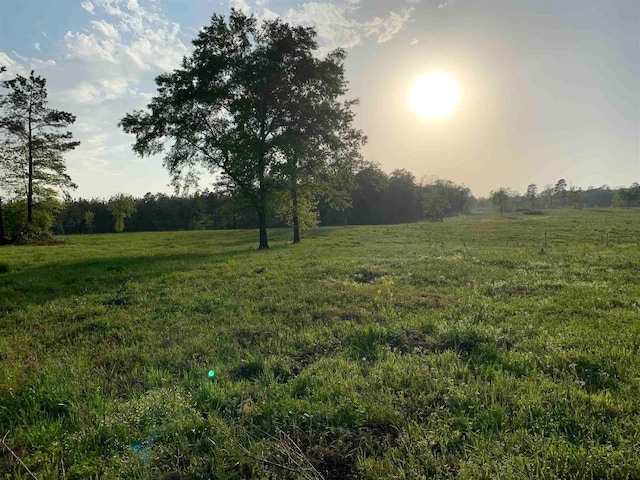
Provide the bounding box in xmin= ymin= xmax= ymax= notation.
xmin=1 ymin=0 xmax=638 ymax=199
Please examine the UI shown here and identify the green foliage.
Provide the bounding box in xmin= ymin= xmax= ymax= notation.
xmin=0 ymin=70 xmax=78 ymax=228
xmin=613 ymin=183 xmax=640 ymax=208
xmin=84 ymin=210 xmax=95 ymax=233
xmin=120 ymin=9 xmax=362 ymax=249
xmin=2 ymin=209 xmax=640 ymax=478
xmin=422 ymin=183 xmax=450 ymax=221
xmin=273 ymin=188 xmax=319 ymax=231
xmin=1 ymin=193 xmax=62 ymax=241
xmin=489 ymin=187 xmax=510 ymax=216
xmin=108 ymin=194 xmax=137 ymax=233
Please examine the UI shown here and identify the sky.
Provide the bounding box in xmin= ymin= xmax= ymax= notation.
xmin=1 ymin=0 xmax=638 ymax=199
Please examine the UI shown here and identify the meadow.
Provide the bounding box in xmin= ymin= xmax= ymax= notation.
xmin=1 ymin=208 xmax=640 ymax=479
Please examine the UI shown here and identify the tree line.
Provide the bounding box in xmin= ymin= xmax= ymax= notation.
xmin=486 ymin=180 xmax=640 ymax=216
xmin=38 ymin=166 xmax=471 ymax=235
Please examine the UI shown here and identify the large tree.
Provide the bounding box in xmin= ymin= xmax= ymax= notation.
xmin=120 ymin=10 xmax=361 ymax=249
xmin=0 ymin=70 xmax=79 ymax=226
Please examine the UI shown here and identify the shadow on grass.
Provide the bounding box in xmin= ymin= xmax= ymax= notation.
xmin=0 ymin=243 xmax=288 ymax=313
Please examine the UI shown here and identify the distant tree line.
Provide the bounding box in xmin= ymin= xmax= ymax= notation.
xmin=483 ymin=180 xmax=640 ymax=215
xmin=8 ymin=169 xmax=639 ymax=237
xmin=49 ymin=163 xmax=473 ymax=235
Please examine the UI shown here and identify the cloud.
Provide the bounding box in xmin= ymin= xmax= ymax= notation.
xmin=284 ymin=3 xmax=363 ymax=51
xmin=58 ymin=0 xmax=188 ymax=103
xmin=366 ymin=8 xmax=413 ymax=44
xmin=91 ymin=20 xmax=119 ymax=38
xmin=34 ymin=43 xmax=41 ymax=52
xmin=81 ymin=0 xmax=95 ymax=14
xmin=227 ymin=1 xmax=415 ymax=53
xmin=284 ymin=2 xmax=413 ymax=53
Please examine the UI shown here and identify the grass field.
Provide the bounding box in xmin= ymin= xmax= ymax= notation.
xmin=1 ymin=208 xmax=640 ymax=479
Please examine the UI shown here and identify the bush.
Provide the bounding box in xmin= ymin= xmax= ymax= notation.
xmin=2 ymin=196 xmax=63 ymax=242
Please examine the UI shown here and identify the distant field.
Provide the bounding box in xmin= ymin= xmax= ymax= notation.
xmin=1 ymin=209 xmax=640 ymax=479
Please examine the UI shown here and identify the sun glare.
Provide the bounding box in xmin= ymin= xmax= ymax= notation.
xmin=408 ymin=71 xmax=461 ymax=120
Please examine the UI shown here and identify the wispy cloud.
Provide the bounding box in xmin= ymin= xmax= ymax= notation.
xmin=230 ymin=0 xmax=415 ymax=53
xmin=366 ymin=8 xmax=413 ymax=44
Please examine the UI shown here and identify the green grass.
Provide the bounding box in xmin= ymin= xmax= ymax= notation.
xmin=1 ymin=208 xmax=640 ymax=479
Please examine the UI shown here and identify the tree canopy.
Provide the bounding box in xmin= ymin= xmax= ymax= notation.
xmin=120 ymin=9 xmax=363 ymax=249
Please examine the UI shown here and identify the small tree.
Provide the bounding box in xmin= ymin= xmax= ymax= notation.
xmin=84 ymin=210 xmax=95 ymax=233
xmin=525 ymin=183 xmax=537 ymax=209
xmin=422 ymin=183 xmax=450 ymax=222
xmin=554 ymin=179 xmax=567 ymax=207
xmin=490 ymin=188 xmax=510 ymax=217
xmin=108 ymin=194 xmax=136 ymax=233
xmin=0 ymin=70 xmax=79 ymax=227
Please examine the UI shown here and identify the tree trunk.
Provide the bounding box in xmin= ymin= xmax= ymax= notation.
xmin=258 ymin=210 xmax=269 ymax=250
xmin=27 ymin=110 xmax=34 ymax=224
xmin=292 ymin=181 xmax=300 ymax=244
xmin=256 ymin=151 xmax=270 ymax=250
xmin=0 ymin=197 xmax=5 ymax=242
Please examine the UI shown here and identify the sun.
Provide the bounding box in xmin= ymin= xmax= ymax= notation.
xmin=408 ymin=71 xmax=461 ymax=120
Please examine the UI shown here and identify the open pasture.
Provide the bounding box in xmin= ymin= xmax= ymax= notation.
xmin=1 ymin=209 xmax=640 ymax=479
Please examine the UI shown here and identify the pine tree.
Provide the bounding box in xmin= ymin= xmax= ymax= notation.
xmin=0 ymin=70 xmax=79 ymax=227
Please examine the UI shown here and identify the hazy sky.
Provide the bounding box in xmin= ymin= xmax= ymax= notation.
xmin=1 ymin=0 xmax=638 ymax=198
